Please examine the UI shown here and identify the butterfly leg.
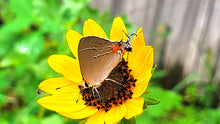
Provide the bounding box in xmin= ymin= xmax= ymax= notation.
xmin=116 ymin=50 xmax=123 ymax=59
xmin=92 ymin=87 xmax=101 ymax=101
xmin=105 ymin=78 xmax=122 ymax=85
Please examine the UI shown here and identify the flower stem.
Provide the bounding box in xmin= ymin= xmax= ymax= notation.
xmin=38 ymin=106 xmax=45 ymax=119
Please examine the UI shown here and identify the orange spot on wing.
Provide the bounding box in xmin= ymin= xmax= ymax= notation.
xmin=111 ymin=45 xmax=123 ymax=53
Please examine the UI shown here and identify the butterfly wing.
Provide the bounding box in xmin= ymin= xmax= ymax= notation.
xmin=78 ymin=36 xmax=121 ymax=86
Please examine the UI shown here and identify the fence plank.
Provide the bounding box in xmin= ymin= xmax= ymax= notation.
xmin=89 ymin=0 xmax=220 ymax=83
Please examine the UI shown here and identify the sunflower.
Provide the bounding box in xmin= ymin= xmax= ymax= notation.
xmin=37 ymin=17 xmax=153 ymax=124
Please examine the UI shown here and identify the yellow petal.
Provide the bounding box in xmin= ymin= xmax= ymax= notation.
xmin=128 ymin=46 xmax=147 ymax=71
xmin=132 ymin=46 xmax=153 ymax=77
xmin=130 ymin=46 xmax=153 ymax=97
xmin=83 ymin=19 xmax=108 ymax=38
xmin=105 ymin=104 xmax=127 ymax=124
xmin=57 ymin=106 xmax=98 ymax=120
xmin=145 ymin=47 xmax=154 ymax=70
xmin=86 ymin=109 xmax=106 ymax=124
xmin=37 ymin=94 xmax=86 ymax=112
xmin=110 ymin=17 xmax=128 ymax=41
xmin=66 ymin=29 xmax=82 ymax=59
xmin=132 ymin=70 xmax=152 ymax=97
xmin=123 ymin=52 xmax=129 ymax=61
xmin=124 ymin=97 xmax=144 ymax=119
xmin=47 ymin=54 xmax=82 ymax=82
xmin=131 ymin=27 xmax=145 ymax=53
xmin=38 ymin=77 xmax=80 ymax=95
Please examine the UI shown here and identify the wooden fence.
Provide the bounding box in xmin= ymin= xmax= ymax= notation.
xmin=90 ymin=0 xmax=220 ymax=87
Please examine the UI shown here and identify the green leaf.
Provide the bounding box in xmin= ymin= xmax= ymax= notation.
xmin=143 ymin=90 xmax=151 ymax=94
xmin=0 ymin=17 xmax=32 ymax=58
xmin=0 ymin=17 xmax=31 ymax=37
xmin=144 ymin=97 xmax=160 ymax=106
xmin=1 ymin=32 xmax=44 ymax=67
xmin=22 ymin=115 xmax=41 ymax=124
xmin=152 ymin=65 xmax=157 ymax=73
xmin=14 ymin=32 xmax=44 ymax=61
xmin=120 ymin=118 xmax=136 ymax=124
xmin=0 ymin=51 xmax=31 ymax=67
xmin=0 ymin=118 xmax=9 ymax=124
xmin=14 ymin=97 xmax=39 ymax=123
xmin=0 ymin=0 xmax=15 ymax=22
xmin=0 ymin=93 xmax=7 ymax=106
xmin=151 ymin=70 xmax=167 ymax=79
xmin=0 ymin=39 xmax=13 ymax=57
xmin=0 ymin=69 xmax=11 ymax=89
xmin=10 ymin=0 xmax=33 ymax=17
xmin=42 ymin=114 xmax=64 ymax=124
xmin=39 ymin=19 xmax=60 ymax=33
xmin=172 ymin=72 xmax=201 ymax=92
xmin=0 ymin=78 xmax=9 ymax=89
xmin=141 ymin=87 xmax=182 ymax=117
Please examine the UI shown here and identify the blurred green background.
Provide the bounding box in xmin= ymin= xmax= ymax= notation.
xmin=0 ymin=0 xmax=219 ymax=124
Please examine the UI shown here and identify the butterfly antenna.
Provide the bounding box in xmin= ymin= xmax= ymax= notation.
xmin=121 ymin=29 xmax=130 ymax=42
xmin=130 ymin=33 xmax=137 ymax=38
xmin=121 ymin=29 xmax=137 ymax=42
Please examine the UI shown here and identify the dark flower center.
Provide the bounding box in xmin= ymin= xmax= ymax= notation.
xmin=79 ymin=58 xmax=136 ymax=112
